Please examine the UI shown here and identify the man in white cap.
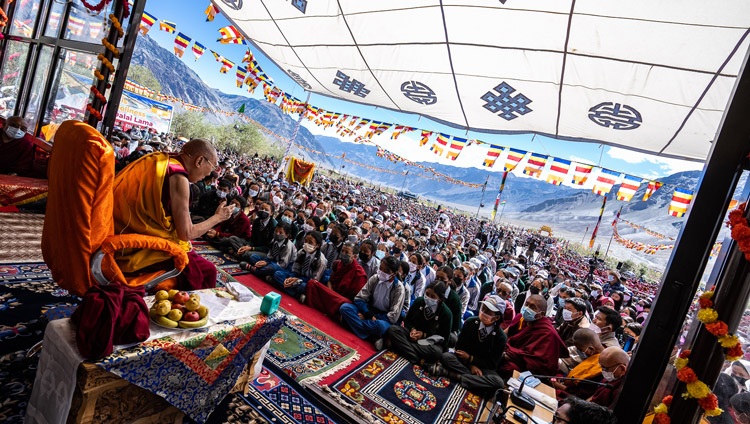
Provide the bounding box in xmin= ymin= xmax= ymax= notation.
xmin=429 ymin=295 xmax=508 ymax=397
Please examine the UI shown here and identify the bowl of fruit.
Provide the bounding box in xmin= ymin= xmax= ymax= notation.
xmin=149 ymin=290 xmax=210 ymax=329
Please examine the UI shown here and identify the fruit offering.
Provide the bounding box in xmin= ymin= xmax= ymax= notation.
xmin=149 ymin=290 xmax=210 ymax=329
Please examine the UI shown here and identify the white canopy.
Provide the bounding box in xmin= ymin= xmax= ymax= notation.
xmin=216 ymin=0 xmax=750 ymax=161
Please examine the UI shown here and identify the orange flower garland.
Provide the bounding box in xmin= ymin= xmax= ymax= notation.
xmin=673 ymin=350 xmax=723 ymax=417
xmin=728 ymin=202 xmax=750 ymax=260
xmin=653 ymin=395 xmax=672 ymax=424
xmin=697 ymin=290 xmax=744 ymax=361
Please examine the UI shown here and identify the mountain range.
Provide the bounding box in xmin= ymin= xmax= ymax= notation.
xmin=130 ymin=34 xmax=723 ymax=269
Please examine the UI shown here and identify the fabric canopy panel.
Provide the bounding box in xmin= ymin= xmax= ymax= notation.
xmin=216 ymin=0 xmax=750 ymax=161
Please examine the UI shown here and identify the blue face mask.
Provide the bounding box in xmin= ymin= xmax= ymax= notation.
xmin=374 ymin=250 xmax=386 ymax=260
xmin=558 ymin=297 xmax=566 ymax=308
xmin=521 ymin=306 xmax=538 ymax=322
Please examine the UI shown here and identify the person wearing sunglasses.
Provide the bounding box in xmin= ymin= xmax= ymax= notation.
xmin=553 ymin=396 xmax=617 ymax=424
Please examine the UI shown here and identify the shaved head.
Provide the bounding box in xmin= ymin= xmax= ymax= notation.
xmin=181 ymin=138 xmax=216 ymax=160
xmin=573 ymin=328 xmax=604 ymax=352
xmin=179 ymin=138 xmax=218 ymax=183
xmin=527 ymin=294 xmax=547 ymax=311
xmin=600 ymin=346 xmax=630 ymax=367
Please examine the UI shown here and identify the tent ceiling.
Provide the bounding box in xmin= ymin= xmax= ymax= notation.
xmin=216 ymin=0 xmax=750 ymax=161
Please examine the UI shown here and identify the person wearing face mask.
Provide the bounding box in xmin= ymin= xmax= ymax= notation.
xmin=294 ymin=216 xmax=320 ymax=250
xmin=277 ymin=208 xmax=299 ymax=239
xmin=339 ymin=256 xmax=406 ymax=347
xmin=272 ymin=231 xmax=327 ymax=299
xmin=240 ymin=221 xmax=296 ymax=278
xmin=235 ymin=201 xmax=277 ymax=258
xmin=374 ymin=243 xmax=389 ymax=261
xmin=192 ymin=179 xmax=234 ymax=223
xmin=589 ymin=284 xmax=604 ymax=309
xmin=0 ymin=115 xmax=37 ymax=177
xmin=452 ymin=266 xmax=471 ymax=318
xmin=421 ymin=251 xmax=436 ymax=287
xmin=429 ymin=295 xmax=508 ymax=398
xmin=499 ymin=294 xmax=567 ymax=379
xmin=357 ymin=239 xmax=380 ymax=280
xmin=321 ymin=223 xmax=348 ymax=270
xmin=553 ymin=329 xmax=606 ymax=400
xmin=587 ymin=346 xmax=629 ymax=408
xmin=592 ymin=306 xmax=622 ymax=348
xmin=384 ymin=281 xmax=452 ymax=361
xmin=556 ymin=297 xmax=591 ymax=346
xmin=205 ymin=195 xmax=252 ymax=249
xmin=303 ymin=243 xmax=367 ymax=319
xmin=403 ymin=253 xmax=426 ymax=305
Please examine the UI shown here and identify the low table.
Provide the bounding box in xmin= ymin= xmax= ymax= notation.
xmin=26 ymin=289 xmax=285 ymax=424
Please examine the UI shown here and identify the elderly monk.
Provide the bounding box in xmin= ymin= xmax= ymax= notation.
xmin=499 ymin=294 xmax=567 ymax=378
xmin=113 ymin=138 xmax=232 ymax=290
xmin=554 ymin=328 xmax=605 ymax=400
xmin=588 ymin=346 xmax=629 ymax=409
xmin=0 ymin=116 xmax=36 ymax=177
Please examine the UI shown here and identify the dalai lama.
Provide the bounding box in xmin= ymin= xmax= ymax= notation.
xmin=112 ymin=138 xmax=233 ymax=290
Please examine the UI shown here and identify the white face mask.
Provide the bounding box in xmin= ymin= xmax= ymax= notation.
xmin=302 ymin=224 xmax=313 ymax=232
xmin=591 ymin=324 xmax=602 ymax=334
xmin=232 ymin=206 xmax=241 ymax=215
xmin=305 ymin=209 xmax=312 ymax=216
xmin=377 ymin=269 xmax=392 ymax=283
xmin=562 ymin=309 xmax=574 ymax=321
xmin=409 ymin=263 xmax=418 ymax=273
xmin=424 ymin=296 xmax=438 ymax=312
xmin=303 ymin=243 xmax=316 ymax=254
xmin=4 ymin=126 xmax=24 ymax=140
xmin=293 ymin=199 xmax=303 ymax=206
xmin=602 ymin=369 xmax=617 ymax=382
xmin=217 ymin=191 xmax=228 ymax=199
xmin=248 ymin=189 xmax=258 ymax=197
xmin=591 ymin=290 xmax=600 ymax=298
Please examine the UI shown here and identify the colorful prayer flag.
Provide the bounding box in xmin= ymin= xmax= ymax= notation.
xmin=364 ymin=121 xmax=381 ymax=138
xmin=669 ymin=188 xmax=694 ymax=217
xmin=242 ymin=49 xmax=254 ymax=64
xmin=205 ymin=3 xmax=220 ymax=21
xmin=391 ymin=125 xmax=414 ymax=140
xmin=217 ymin=25 xmax=245 ymax=44
xmin=571 ymin=162 xmax=594 ymax=185
xmin=431 ymin=133 xmax=451 ymax=157
xmin=237 ymin=103 xmax=245 ymax=113
xmin=354 ymin=118 xmax=370 ymax=132
xmin=192 ymin=42 xmax=206 ymax=61
xmin=642 ymin=181 xmax=663 ymax=201
xmin=159 ymin=20 xmax=176 ymax=34
xmin=68 ymin=16 xmax=85 ymax=36
xmin=616 ymin=174 xmax=642 ymax=202
xmin=592 ymin=168 xmax=621 ymax=196
xmin=211 ymin=50 xmax=221 ymax=61
xmin=420 ymin=130 xmax=433 ymax=146
xmin=523 ymin=153 xmax=548 ymax=178
xmin=219 ymin=58 xmax=234 ymax=73
xmin=89 ymin=21 xmax=103 ymax=39
xmin=236 ymin=67 xmax=247 ymax=87
xmin=504 ymin=148 xmax=526 ymax=172
xmin=546 ymin=157 xmax=571 ymax=185
xmin=173 ymin=32 xmax=191 ymax=58
xmin=446 ymin=136 xmax=468 ymax=161
xmin=483 ymin=144 xmax=504 ymax=168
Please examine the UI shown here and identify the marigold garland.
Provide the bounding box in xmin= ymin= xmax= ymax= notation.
xmin=653 ymin=395 xmax=673 ymax=424
xmin=728 ymin=202 xmax=750 ymax=260
xmin=109 ymin=14 xmax=123 ymax=37
xmin=86 ymin=104 xmax=102 ymax=121
xmin=698 ymin=290 xmax=744 ymax=361
xmin=101 ymin=38 xmax=120 ymax=57
xmin=672 ymin=350 xmax=723 ymax=417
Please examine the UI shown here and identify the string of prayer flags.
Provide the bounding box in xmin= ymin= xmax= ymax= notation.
xmin=173 ymin=32 xmax=191 ymax=58
xmin=592 ymin=168 xmax=621 ymax=196
xmin=483 ymin=144 xmax=504 ymax=168
xmin=616 ymin=174 xmax=642 ymax=202
xmin=204 ymin=3 xmax=220 ymax=21
xmin=159 ymin=20 xmax=176 ymax=34
xmin=390 ymin=125 xmax=414 ymax=140
xmin=504 ymin=148 xmax=526 ymax=173
xmin=192 ymin=42 xmax=206 ymax=61
xmin=669 ymin=188 xmax=694 ymax=217
xmin=89 ymin=21 xmax=103 ymax=38
xmin=419 ymin=130 xmax=433 ymax=146
xmin=446 ymin=136 xmax=468 ymax=160
xmin=431 ymin=133 xmax=451 ymax=156
xmin=68 ymin=16 xmax=85 ymax=36
xmin=546 ymin=157 xmax=571 ymax=185
xmin=219 ymin=58 xmax=234 ymax=73
xmin=523 ymin=152 xmax=548 ymax=178
xmin=236 ymin=67 xmax=247 ymax=87
xmin=217 ymin=25 xmax=245 ymax=44
xmin=572 ymin=163 xmax=594 ymax=185
xmin=643 ymin=180 xmax=663 ymax=201
xmin=139 ymin=11 xmax=157 ymax=35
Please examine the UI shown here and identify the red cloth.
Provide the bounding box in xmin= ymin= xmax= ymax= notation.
xmin=0 ymin=133 xmax=36 ymax=177
xmin=305 ymin=259 xmax=367 ymax=319
xmin=589 ymin=376 xmax=624 ymax=408
xmin=177 ymin=250 xmax=217 ymax=291
xmin=70 ymin=283 xmax=149 ymax=360
xmin=214 ymin=211 xmax=252 ymax=239
xmin=501 ymin=315 xmax=567 ymax=377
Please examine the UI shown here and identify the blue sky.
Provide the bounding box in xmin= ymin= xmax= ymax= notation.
xmin=142 ymin=0 xmax=704 ymax=181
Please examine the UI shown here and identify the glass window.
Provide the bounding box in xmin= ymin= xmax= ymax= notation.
xmin=65 ymin=1 xmax=113 ymax=44
xmin=0 ymin=41 xmax=30 ymax=118
xmin=10 ymin=0 xmax=40 ymax=38
xmin=44 ymin=1 xmax=66 ymax=38
xmin=41 ymin=49 xmax=98 ymax=127
xmin=23 ymin=45 xmax=54 ymax=130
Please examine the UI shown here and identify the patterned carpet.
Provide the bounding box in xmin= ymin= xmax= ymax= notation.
xmin=0 ymin=213 xmax=45 ymax=264
xmin=327 ymin=350 xmax=487 ymax=424
xmin=193 ymin=241 xmax=250 ymax=276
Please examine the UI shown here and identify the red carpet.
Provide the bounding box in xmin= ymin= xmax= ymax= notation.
xmin=234 ymin=273 xmax=376 ymax=385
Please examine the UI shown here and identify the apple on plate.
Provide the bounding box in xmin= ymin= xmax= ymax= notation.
xmin=183 ymin=311 xmax=200 ymax=322
xmin=172 ymin=291 xmax=190 ymax=304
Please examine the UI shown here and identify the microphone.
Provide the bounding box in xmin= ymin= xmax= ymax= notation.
xmin=510 ymin=374 xmax=612 ymax=411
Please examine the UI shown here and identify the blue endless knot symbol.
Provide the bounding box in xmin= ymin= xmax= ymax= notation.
xmin=588 ymin=102 xmax=642 ymax=130
xmin=333 ymin=70 xmax=370 ymax=98
xmin=401 ymin=81 xmax=437 ymax=105
xmin=291 ymin=0 xmax=307 ymax=13
xmin=480 ymin=82 xmax=533 ymax=121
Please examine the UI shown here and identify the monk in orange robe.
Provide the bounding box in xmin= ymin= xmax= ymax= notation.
xmin=112 ymin=138 xmax=232 ymax=290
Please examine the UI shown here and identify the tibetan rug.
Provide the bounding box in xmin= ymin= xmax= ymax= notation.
xmin=328 ymin=350 xmax=487 ymax=424
xmin=0 ymin=212 xmax=45 ymax=264
xmin=242 ymin=365 xmax=338 ymax=424
xmin=266 ymin=315 xmax=359 ymax=383
xmin=193 ymin=241 xmax=249 ymax=276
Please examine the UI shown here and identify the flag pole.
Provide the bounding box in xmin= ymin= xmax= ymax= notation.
xmin=276 ymin=90 xmax=311 ymax=177
xmin=491 ymin=171 xmax=509 ymax=223
xmin=589 ymin=195 xmax=608 ymax=249
xmin=475 ymin=174 xmax=489 ymax=219
xmin=581 ymin=226 xmax=589 ymax=245
xmin=605 ymin=205 xmax=623 ymax=257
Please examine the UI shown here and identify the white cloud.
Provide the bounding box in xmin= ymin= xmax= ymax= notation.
xmin=568 ymin=155 xmax=597 ymax=165
xmin=606 ymin=147 xmax=703 ymax=177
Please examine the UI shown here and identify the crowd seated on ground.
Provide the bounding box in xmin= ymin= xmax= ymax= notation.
xmin=96 ymin=133 xmax=743 ymax=419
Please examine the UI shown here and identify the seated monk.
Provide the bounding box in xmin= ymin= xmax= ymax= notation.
xmin=112 ymin=138 xmax=232 ymax=291
xmin=499 ymin=294 xmax=567 ymax=379
xmin=0 ymin=116 xmax=37 ymax=177
xmin=554 ymin=328 xmax=605 ymax=400
xmin=588 ymin=346 xmax=629 ymax=409
xmin=304 ymin=242 xmax=367 ymax=320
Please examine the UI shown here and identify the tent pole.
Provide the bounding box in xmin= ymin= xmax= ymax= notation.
xmin=277 ymin=90 xmax=311 ymax=176
xmin=614 ymin=42 xmax=750 ymax=424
